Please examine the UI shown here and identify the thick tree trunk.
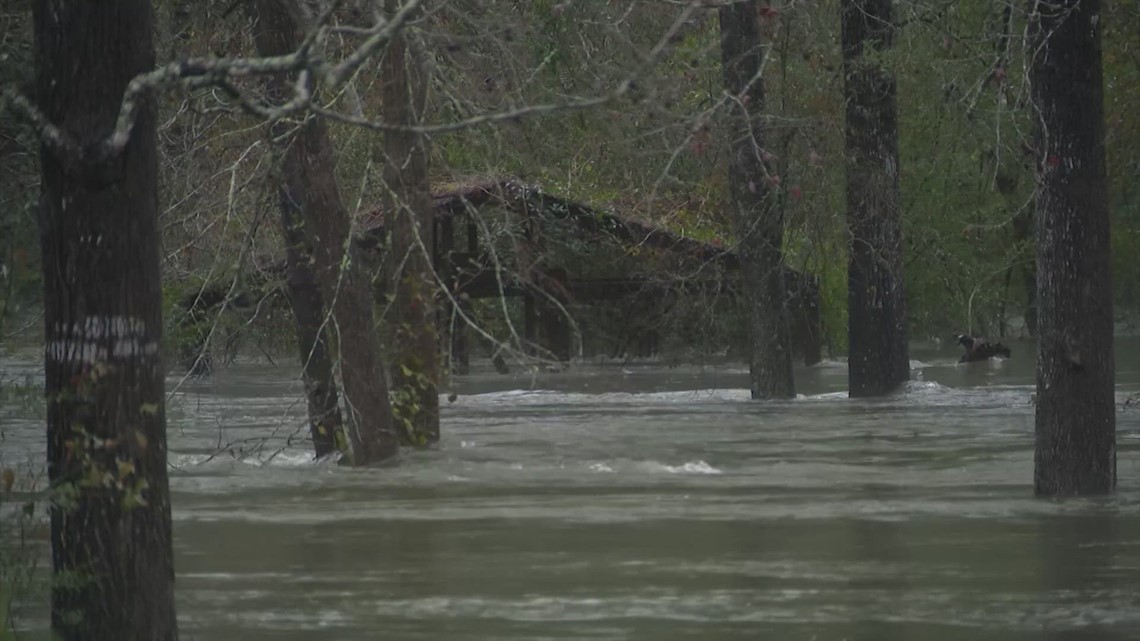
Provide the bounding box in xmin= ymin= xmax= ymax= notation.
xmin=34 ymin=2 xmax=178 ymax=639
xmin=379 ymin=2 xmax=440 ymax=444
xmin=251 ymin=0 xmax=399 ymax=464
xmin=278 ymin=197 xmax=346 ymax=459
xmin=718 ymin=1 xmax=795 ymax=400
xmin=249 ymin=0 xmax=346 ymax=460
xmin=840 ymin=0 xmax=910 ymax=397
xmin=1029 ymin=0 xmax=1115 ymax=495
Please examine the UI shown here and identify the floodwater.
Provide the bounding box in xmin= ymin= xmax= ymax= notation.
xmin=2 ymin=338 xmax=1139 ymax=640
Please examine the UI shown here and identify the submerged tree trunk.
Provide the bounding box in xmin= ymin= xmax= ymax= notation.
xmin=840 ymin=0 xmax=910 ymax=397
xmin=249 ymin=0 xmax=345 ymax=460
xmin=277 ymin=194 xmax=346 ymax=459
xmin=718 ymin=1 xmax=795 ymax=399
xmin=1029 ymin=0 xmax=1115 ymax=495
xmin=34 ymin=2 xmax=178 ymax=639
xmin=379 ymin=1 xmax=441 ymax=444
xmin=251 ymin=0 xmax=399 ymax=464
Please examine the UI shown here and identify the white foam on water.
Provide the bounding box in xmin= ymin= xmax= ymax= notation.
xmin=638 ymin=460 xmax=723 ymax=475
xmin=797 ymin=391 xmax=848 ymax=401
xmin=169 ymin=448 xmax=321 ymax=470
xmin=461 ymin=388 xmax=752 ymax=406
xmin=244 ymin=449 xmax=320 ymax=468
xmin=810 ymin=358 xmax=848 ymax=369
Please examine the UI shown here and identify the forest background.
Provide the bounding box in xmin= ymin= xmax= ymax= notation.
xmin=1 ymin=0 xmax=1137 ymax=363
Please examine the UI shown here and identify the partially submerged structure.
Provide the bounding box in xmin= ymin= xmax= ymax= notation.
xmin=360 ymin=178 xmax=822 ymax=370
xmin=176 ymin=178 xmax=822 ymax=373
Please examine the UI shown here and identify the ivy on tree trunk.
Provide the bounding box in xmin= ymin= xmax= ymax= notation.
xmin=379 ymin=0 xmax=441 ymax=444
xmin=34 ymin=1 xmax=178 ymax=638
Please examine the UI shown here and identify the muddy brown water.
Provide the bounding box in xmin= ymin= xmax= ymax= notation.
xmin=2 ymin=338 xmax=1138 ymax=640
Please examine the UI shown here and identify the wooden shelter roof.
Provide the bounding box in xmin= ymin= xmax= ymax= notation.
xmin=358 ymin=178 xmax=738 ymax=268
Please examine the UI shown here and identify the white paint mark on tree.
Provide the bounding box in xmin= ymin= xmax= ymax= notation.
xmin=46 ymin=315 xmax=158 ymax=364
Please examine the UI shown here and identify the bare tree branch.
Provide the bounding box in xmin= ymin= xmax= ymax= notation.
xmin=4 ymin=0 xmax=711 ymax=172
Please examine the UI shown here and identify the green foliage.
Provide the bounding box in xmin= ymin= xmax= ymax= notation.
xmin=390 ymin=362 xmax=434 ymax=446
xmin=0 ymin=373 xmax=43 ymax=419
xmin=889 ymin=1 xmax=1034 ymax=337
xmin=0 ymin=462 xmax=48 ymax=641
xmin=1103 ymin=3 xmax=1140 ymax=323
xmin=0 ymin=8 xmax=41 ymax=341
xmin=2 ymin=0 xmax=1135 ymax=369
xmin=0 ymin=182 xmax=40 ymax=340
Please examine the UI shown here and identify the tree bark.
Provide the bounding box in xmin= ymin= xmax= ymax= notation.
xmin=1029 ymin=0 xmax=1115 ymax=495
xmin=249 ymin=0 xmax=346 ymax=460
xmin=251 ymin=0 xmax=399 ymax=464
xmin=841 ymin=0 xmax=910 ymax=397
xmin=34 ymin=2 xmax=178 ymax=639
xmin=379 ymin=1 xmax=441 ymax=444
xmin=718 ymin=1 xmax=795 ymax=399
xmin=278 ymin=193 xmax=346 ymax=459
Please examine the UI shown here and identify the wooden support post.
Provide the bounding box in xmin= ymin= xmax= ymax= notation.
xmin=541 ymin=306 xmax=572 ymax=362
xmin=524 ymin=293 xmax=538 ymax=355
xmin=450 ymin=296 xmax=471 ymax=375
xmin=540 ymin=267 xmax=572 ymax=362
xmin=791 ymin=273 xmax=823 ymax=366
xmin=633 ymin=324 xmax=660 ymax=358
xmin=437 ymin=215 xmax=470 ymax=374
xmin=807 ymin=276 xmax=823 ymax=365
xmin=519 ymin=198 xmax=545 ymax=358
xmin=437 ymin=215 xmax=453 ymax=267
